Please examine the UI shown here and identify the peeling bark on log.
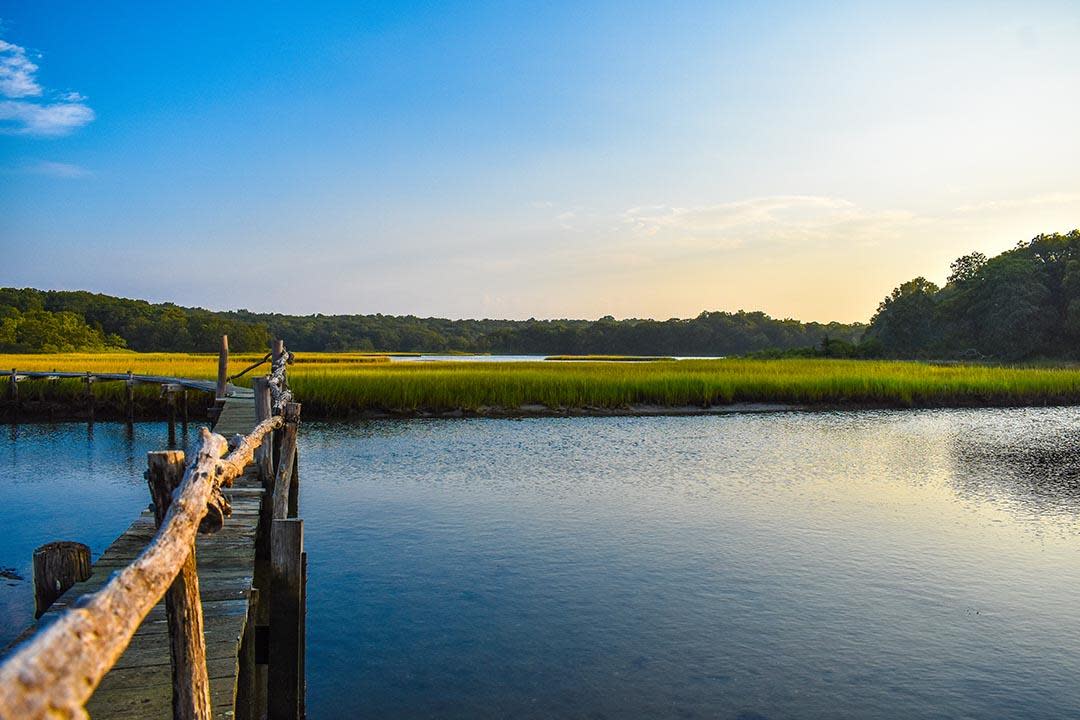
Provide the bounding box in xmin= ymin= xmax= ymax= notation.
xmin=0 ymin=416 xmax=282 ymax=720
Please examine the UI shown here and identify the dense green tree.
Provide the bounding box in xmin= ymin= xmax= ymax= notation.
xmin=868 ymin=230 xmax=1080 ymax=360
xmin=866 ymin=278 xmax=940 ymax=357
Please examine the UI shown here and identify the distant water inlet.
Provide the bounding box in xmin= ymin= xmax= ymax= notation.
xmin=4 ymin=408 xmax=1080 ymax=718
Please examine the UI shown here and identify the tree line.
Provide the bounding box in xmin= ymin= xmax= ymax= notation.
xmin=4 ymin=229 xmax=1075 ymax=359
xmin=0 ymin=288 xmax=863 ymax=356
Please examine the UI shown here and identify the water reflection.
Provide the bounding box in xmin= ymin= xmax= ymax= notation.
xmin=0 ymin=420 xmax=206 ymax=650
xmin=296 ymin=409 xmax=1080 ymax=719
xmin=944 ymin=408 xmax=1080 ymax=520
xmin=3 ymin=411 xmax=1080 ymax=719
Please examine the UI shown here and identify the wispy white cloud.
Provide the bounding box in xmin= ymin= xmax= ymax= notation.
xmin=0 ymin=38 xmax=41 ymax=97
xmin=0 ymin=36 xmax=93 ymax=136
xmin=617 ymin=196 xmax=919 ymax=254
xmin=0 ymin=100 xmax=95 ymax=135
xmin=25 ymin=159 xmax=91 ymax=178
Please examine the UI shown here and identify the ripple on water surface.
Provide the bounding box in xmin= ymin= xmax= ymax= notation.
xmin=2 ymin=409 xmax=1080 ymax=719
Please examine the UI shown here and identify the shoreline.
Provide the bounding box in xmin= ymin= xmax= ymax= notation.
xmin=6 ymin=399 xmax=1080 ymax=424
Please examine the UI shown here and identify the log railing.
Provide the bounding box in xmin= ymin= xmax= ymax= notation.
xmin=0 ymin=339 xmax=303 ymax=720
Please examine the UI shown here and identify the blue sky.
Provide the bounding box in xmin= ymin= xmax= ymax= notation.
xmin=2 ymin=1 xmax=1079 ymax=321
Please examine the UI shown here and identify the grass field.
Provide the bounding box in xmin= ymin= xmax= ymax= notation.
xmin=545 ymin=355 xmax=677 ymax=362
xmin=5 ymin=353 xmax=1080 ymax=417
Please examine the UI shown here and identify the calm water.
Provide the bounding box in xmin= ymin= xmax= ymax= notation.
xmin=2 ymin=410 xmax=1080 ymax=718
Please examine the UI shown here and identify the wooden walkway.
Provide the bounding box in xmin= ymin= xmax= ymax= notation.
xmin=6 ymin=390 xmax=262 ymax=719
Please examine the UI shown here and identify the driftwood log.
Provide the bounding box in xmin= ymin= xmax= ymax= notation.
xmin=0 ymin=416 xmax=283 ymax=720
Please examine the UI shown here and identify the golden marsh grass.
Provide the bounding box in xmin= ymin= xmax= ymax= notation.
xmin=5 ymin=354 xmax=1080 ymax=416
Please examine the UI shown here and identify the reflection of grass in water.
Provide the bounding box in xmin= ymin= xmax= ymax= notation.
xmin=6 ymin=354 xmax=1080 ymax=416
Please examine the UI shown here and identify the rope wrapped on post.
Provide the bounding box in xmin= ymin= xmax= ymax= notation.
xmin=0 ymin=416 xmax=283 ymax=720
xmin=268 ymin=345 xmax=293 ymax=414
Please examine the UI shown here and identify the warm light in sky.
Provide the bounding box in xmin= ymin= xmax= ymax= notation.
xmin=1 ymin=1 xmax=1078 ymax=322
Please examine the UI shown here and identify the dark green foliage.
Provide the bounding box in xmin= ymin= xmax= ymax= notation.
xmin=867 ymin=230 xmax=1080 ymax=360
xmin=0 ymin=306 xmax=125 ymax=352
xmin=0 ymin=288 xmax=865 ymax=356
xmin=0 ymin=289 xmax=271 ymax=352
xmin=867 ymin=277 xmax=940 ymax=357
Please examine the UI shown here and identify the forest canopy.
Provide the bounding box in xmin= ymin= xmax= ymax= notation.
xmin=0 ymin=287 xmax=862 ymax=356
xmin=866 ymin=230 xmax=1080 ymax=360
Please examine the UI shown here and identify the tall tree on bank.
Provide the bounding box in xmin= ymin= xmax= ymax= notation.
xmin=867 ymin=230 xmax=1080 ymax=360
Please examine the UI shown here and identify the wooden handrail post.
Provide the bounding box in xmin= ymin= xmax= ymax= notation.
xmin=216 ymin=335 xmax=230 ymax=400
xmin=272 ymin=339 xmax=284 ymax=366
xmin=271 ymin=403 xmax=301 ymax=520
xmin=269 ymin=518 xmax=304 ymax=720
xmin=147 ymin=450 xmax=213 ymax=720
xmin=253 ymin=378 xmax=273 ymax=485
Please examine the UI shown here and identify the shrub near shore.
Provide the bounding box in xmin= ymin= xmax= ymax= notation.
xmin=5 ymin=354 xmax=1080 ymax=418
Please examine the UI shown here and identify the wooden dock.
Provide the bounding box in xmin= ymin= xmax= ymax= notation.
xmin=0 ymin=339 xmax=305 ymax=720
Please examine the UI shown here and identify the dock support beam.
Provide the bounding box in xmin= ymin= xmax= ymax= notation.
xmin=217 ymin=335 xmax=230 ymax=400
xmin=271 ymin=403 xmax=301 ymax=521
xmin=147 ymin=450 xmax=213 ymax=720
xmin=126 ymin=371 xmax=136 ymax=423
xmin=254 ymin=377 xmax=273 ymax=485
xmin=83 ymin=373 xmax=95 ymax=423
xmin=269 ymin=518 xmax=304 ymax=720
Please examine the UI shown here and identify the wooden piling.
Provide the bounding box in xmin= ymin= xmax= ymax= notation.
xmin=288 ymin=451 xmax=300 ymax=518
xmin=271 ymin=403 xmax=301 ymax=520
xmin=32 ymin=541 xmax=91 ymax=618
xmin=269 ymin=518 xmax=304 ymax=720
xmin=165 ymin=385 xmax=178 ymax=443
xmin=8 ymin=369 xmax=16 ymax=402
xmin=299 ymin=551 xmax=307 ymax=719
xmin=216 ymin=335 xmax=230 ymax=400
xmin=254 ymin=377 xmax=273 ymax=485
xmin=147 ymin=450 xmax=213 ymax=720
xmin=84 ymin=372 xmax=96 ymax=423
xmin=47 ymin=372 xmax=56 ymax=422
xmin=126 ymin=371 xmax=135 ymax=423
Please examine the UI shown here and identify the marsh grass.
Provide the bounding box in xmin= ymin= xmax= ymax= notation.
xmin=290 ymin=358 xmax=1080 ymax=415
xmin=545 ymin=355 xmax=678 ymax=362
xmin=5 ymin=354 xmax=1080 ymax=417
